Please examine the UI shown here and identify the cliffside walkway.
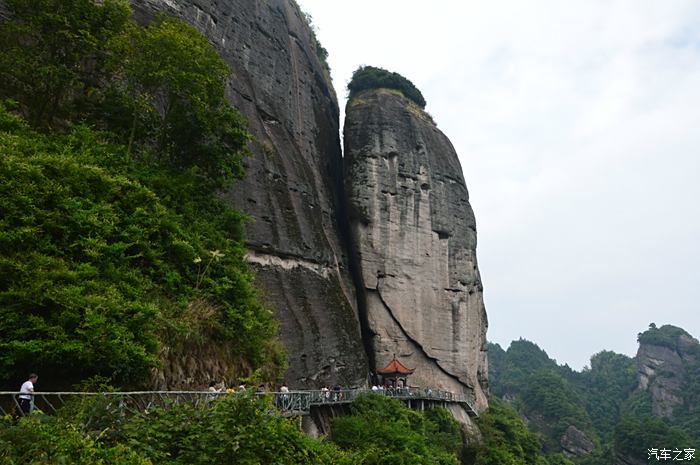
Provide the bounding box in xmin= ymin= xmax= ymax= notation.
xmin=0 ymin=388 xmax=478 ymax=419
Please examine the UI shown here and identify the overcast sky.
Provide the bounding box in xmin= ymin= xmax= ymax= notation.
xmin=296 ymin=0 xmax=700 ymax=370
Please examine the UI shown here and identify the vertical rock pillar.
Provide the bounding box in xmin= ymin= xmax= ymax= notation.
xmin=344 ymin=88 xmax=489 ymax=411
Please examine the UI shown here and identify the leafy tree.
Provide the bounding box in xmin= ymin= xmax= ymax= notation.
xmin=519 ymin=371 xmax=597 ymax=452
xmin=0 ymin=0 xmax=284 ymax=390
xmin=613 ymin=417 xmax=699 ymax=465
xmin=468 ymin=398 xmax=552 ymax=465
xmin=580 ymin=351 xmax=637 ymax=439
xmin=489 ymin=339 xmax=561 ymax=398
xmin=330 ymin=394 xmax=462 ymax=465
xmin=0 ymin=0 xmax=250 ymax=187
xmin=0 ymin=394 xmax=356 ymax=465
xmin=0 ymin=104 xmax=281 ymax=389
xmin=0 ymin=414 xmax=150 ymax=465
xmin=117 ymin=393 xmax=354 ymax=464
xmin=0 ymin=116 xmax=163 ymax=385
xmin=111 ymin=17 xmax=250 ymax=186
xmin=348 ymin=66 xmax=427 ymax=108
xmin=0 ymin=0 xmax=131 ymax=128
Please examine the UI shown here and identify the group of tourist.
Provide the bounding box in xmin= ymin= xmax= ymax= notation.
xmin=319 ymin=384 xmax=344 ymax=401
xmin=206 ymin=380 xmax=285 ymax=395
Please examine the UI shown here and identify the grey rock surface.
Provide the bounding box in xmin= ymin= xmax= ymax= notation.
xmin=636 ymin=331 xmax=698 ymax=418
xmin=344 ymin=89 xmax=489 ymax=412
xmin=561 ymin=425 xmax=596 ymax=457
xmin=130 ymin=0 xmax=368 ymax=388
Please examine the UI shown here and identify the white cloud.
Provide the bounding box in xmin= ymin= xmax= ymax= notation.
xmin=298 ymin=0 xmax=700 ymax=369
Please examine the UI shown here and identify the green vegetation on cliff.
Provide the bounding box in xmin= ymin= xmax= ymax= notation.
xmin=0 ymin=394 xmax=355 ymax=464
xmin=348 ymin=66 xmax=427 ymax=109
xmin=0 ymin=0 xmax=281 ymax=389
xmin=467 ymin=398 xmax=574 ymax=465
xmin=637 ymin=323 xmax=694 ymax=352
xmin=488 ymin=329 xmax=700 ymax=465
xmin=330 ymin=394 xmax=463 ymax=465
xmin=0 ymin=393 xmax=474 ymax=464
xmin=0 ymin=0 xmax=248 ymax=187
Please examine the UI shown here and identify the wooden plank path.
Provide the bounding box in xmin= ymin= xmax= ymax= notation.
xmin=0 ymin=387 xmax=478 ymax=419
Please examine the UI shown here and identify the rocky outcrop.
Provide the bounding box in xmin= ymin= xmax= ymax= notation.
xmin=131 ymin=0 xmax=368 ymax=388
xmin=636 ymin=326 xmax=698 ymax=417
xmin=344 ymin=89 xmax=489 ymax=412
xmin=561 ymin=425 xmax=596 ymax=457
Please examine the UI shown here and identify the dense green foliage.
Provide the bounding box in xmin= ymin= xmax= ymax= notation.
xmin=0 ymin=0 xmax=248 ymax=188
xmin=0 ymin=0 xmax=281 ymax=389
xmin=0 ymin=0 xmax=132 ymax=129
xmin=489 ymin=340 xmax=563 ymax=398
xmin=330 ymin=394 xmax=463 ymax=465
xmin=519 ymin=371 xmax=597 ymax=451
xmin=348 ymin=66 xmax=427 ymax=109
xmin=489 ymin=341 xmax=599 ymax=454
xmin=0 ymin=394 xmax=487 ymax=464
xmin=637 ymin=324 xmax=693 ymax=352
xmin=613 ymin=417 xmax=698 ymax=465
xmin=467 ymin=398 xmax=573 ymax=465
xmin=488 ymin=328 xmax=700 ymax=465
xmin=0 ymin=394 xmax=355 ymax=464
xmin=579 ymin=351 xmax=637 ymax=440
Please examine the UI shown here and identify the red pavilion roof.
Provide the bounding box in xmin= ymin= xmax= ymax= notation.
xmin=376 ymin=355 xmax=414 ymax=375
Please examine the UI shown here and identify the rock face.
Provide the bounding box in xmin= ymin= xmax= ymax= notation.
xmin=131 ymin=0 xmax=368 ymax=388
xmin=128 ymin=2 xmax=490 ymax=399
xmin=636 ymin=326 xmax=698 ymax=417
xmin=344 ymin=89 xmax=489 ymax=411
xmin=560 ymin=425 xmax=596 ymax=458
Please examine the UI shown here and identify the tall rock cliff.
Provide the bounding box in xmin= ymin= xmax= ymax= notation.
xmin=127 ymin=1 xmax=490 ymax=400
xmin=130 ymin=0 xmax=367 ymax=388
xmin=344 ymin=89 xmax=489 ymax=411
xmin=636 ymin=324 xmax=699 ymax=418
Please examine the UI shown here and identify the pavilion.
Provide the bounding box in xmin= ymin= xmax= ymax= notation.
xmin=376 ymin=354 xmax=414 ymax=389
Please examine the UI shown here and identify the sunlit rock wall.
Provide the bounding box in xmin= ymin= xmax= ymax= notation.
xmin=344 ymin=89 xmax=488 ymax=411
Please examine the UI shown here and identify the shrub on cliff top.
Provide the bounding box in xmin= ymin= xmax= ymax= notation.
xmin=637 ymin=324 xmax=694 ymax=351
xmin=348 ymin=65 xmax=426 ymax=109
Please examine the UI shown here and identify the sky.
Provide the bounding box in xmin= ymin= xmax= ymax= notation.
xmin=296 ymin=0 xmax=700 ymax=370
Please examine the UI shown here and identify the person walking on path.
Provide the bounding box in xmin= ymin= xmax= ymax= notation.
xmin=18 ymin=374 xmax=38 ymax=416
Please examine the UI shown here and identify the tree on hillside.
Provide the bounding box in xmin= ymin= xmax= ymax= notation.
xmin=0 ymin=0 xmax=131 ymax=128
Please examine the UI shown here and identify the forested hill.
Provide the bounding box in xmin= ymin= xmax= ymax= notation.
xmin=488 ymin=324 xmax=700 ymax=465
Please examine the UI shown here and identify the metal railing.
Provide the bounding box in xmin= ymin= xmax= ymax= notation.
xmin=0 ymin=387 xmax=477 ymax=418
xmin=306 ymin=387 xmax=477 ymax=414
xmin=0 ymin=391 xmax=233 ymax=417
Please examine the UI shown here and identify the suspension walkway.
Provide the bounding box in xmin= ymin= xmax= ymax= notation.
xmin=0 ymin=387 xmax=478 ymax=419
